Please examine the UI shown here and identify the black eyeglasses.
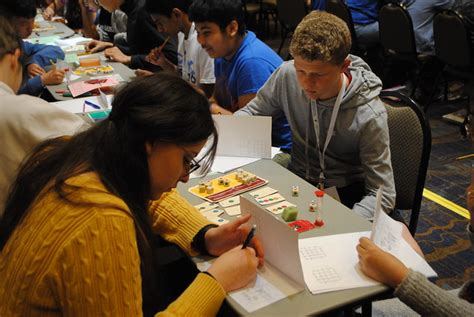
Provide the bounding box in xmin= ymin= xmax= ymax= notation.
xmin=183 ymin=153 xmax=202 ymax=176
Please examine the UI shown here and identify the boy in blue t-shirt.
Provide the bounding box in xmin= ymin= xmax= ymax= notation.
xmin=189 ymin=0 xmax=292 ymax=154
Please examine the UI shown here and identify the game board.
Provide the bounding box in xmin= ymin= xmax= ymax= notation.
xmin=73 ymin=65 xmax=114 ymax=76
xmin=189 ymin=170 xmax=268 ymax=202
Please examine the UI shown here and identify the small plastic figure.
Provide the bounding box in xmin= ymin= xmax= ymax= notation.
xmin=235 ymin=170 xmax=243 ymax=181
xmin=292 ymin=185 xmax=299 ymax=197
xmin=217 ymin=177 xmax=224 ymax=185
xmin=198 ymin=181 xmax=206 ymax=193
xmin=223 ymin=178 xmax=230 ymax=187
xmin=206 ymin=184 xmax=214 ymax=194
xmin=309 ymin=199 xmax=316 ymax=212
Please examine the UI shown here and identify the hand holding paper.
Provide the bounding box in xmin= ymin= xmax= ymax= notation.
xmin=356 ymin=237 xmax=409 ymax=288
xmin=299 ymin=187 xmax=436 ymax=295
xmin=358 ymin=187 xmax=436 ymax=286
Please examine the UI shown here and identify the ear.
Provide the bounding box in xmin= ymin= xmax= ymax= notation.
xmin=226 ymin=20 xmax=239 ymax=37
xmin=10 ymin=48 xmax=22 ymax=71
xmin=171 ymin=8 xmax=183 ymax=19
xmin=340 ymin=58 xmax=351 ymax=73
xmin=145 ymin=141 xmax=154 ymax=156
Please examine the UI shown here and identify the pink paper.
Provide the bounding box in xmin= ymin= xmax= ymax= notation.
xmin=68 ymin=77 xmax=119 ymax=97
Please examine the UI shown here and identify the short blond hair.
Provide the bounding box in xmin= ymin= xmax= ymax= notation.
xmin=289 ymin=11 xmax=351 ymax=65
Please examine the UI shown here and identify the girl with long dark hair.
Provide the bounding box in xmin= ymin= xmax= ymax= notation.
xmin=0 ymin=72 xmax=262 ymax=316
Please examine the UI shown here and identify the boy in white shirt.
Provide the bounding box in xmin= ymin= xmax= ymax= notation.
xmin=142 ymin=0 xmax=215 ymax=97
xmin=0 ymin=16 xmax=87 ymax=215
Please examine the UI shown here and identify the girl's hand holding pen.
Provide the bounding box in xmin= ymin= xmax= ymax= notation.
xmin=207 ymin=245 xmax=259 ymax=292
xmin=205 ymin=214 xmax=264 ymax=266
xmin=242 ymin=224 xmax=257 ymax=249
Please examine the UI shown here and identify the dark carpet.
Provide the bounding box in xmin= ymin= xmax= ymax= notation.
xmin=406 ymin=114 xmax=473 ymax=290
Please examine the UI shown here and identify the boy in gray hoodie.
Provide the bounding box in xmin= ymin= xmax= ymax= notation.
xmin=236 ymin=11 xmax=395 ymax=218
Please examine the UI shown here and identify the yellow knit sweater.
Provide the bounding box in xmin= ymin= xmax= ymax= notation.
xmin=0 ymin=172 xmax=226 ymax=316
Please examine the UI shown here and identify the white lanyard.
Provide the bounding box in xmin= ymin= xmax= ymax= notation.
xmin=311 ymin=74 xmax=347 ymax=189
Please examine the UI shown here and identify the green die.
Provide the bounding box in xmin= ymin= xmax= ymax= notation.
xmin=282 ymin=206 xmax=298 ymax=222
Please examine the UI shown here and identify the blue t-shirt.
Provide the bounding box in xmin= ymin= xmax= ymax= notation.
xmin=312 ymin=0 xmax=327 ymax=11
xmin=214 ymin=31 xmax=292 ymax=151
xmin=347 ymin=0 xmax=379 ymax=25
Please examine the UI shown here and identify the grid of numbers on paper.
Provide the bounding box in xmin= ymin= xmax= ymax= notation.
xmin=241 ymin=287 xmax=272 ymax=302
xmin=312 ymin=267 xmax=340 ymax=284
xmin=300 ymin=246 xmax=326 ymax=260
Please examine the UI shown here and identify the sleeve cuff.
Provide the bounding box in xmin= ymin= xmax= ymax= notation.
xmin=129 ymin=55 xmax=142 ymax=69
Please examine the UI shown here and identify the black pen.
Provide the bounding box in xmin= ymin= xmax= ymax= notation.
xmin=242 ymin=224 xmax=257 ymax=249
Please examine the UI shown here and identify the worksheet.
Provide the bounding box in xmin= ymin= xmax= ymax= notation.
xmin=229 ymin=262 xmax=302 ymax=313
xmin=299 ymin=188 xmax=437 ymax=294
xmin=196 ymin=259 xmax=302 ymax=314
xmin=299 ymin=231 xmax=377 ymax=294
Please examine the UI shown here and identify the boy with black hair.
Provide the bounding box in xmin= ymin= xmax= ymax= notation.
xmin=0 ymin=0 xmax=65 ymax=96
xmin=144 ymin=0 xmax=215 ymax=98
xmin=236 ymin=11 xmax=396 ymax=218
xmin=189 ymin=0 xmax=292 ymax=154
